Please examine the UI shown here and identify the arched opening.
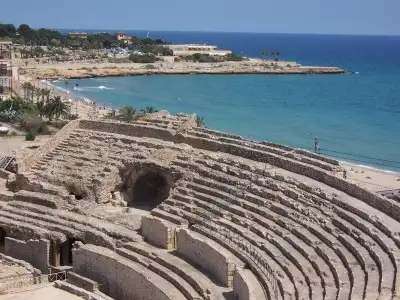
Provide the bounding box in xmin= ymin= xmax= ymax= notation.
xmin=60 ymin=238 xmax=83 ymax=266
xmin=130 ymin=171 xmax=170 ymax=210
xmin=0 ymin=228 xmax=5 ymax=252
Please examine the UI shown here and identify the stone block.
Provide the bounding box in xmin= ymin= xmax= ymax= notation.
xmin=141 ymin=215 xmax=177 ymax=249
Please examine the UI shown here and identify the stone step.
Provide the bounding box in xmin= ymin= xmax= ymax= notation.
xmin=123 ymin=242 xmax=228 ymax=300
xmin=151 ymin=207 xmax=189 ymax=225
xmin=13 ymin=190 xmax=63 ymax=208
xmin=333 ymin=207 xmax=400 ymax=298
xmin=178 ymin=175 xmax=372 ymax=299
xmin=0 ymin=215 xmax=62 ymax=241
xmin=116 ymin=247 xmax=202 ymax=300
xmin=0 ymin=190 xmax=14 ymax=202
xmin=6 ymin=201 xmax=141 ymax=242
xmin=169 ymin=192 xmax=315 ymax=300
xmin=157 ymin=202 xmax=293 ymax=300
xmin=0 ymin=209 xmax=81 ymax=240
xmin=176 ymin=183 xmax=336 ymax=298
xmin=332 ymin=217 xmax=393 ymax=296
xmin=191 ymin=224 xmax=285 ymax=300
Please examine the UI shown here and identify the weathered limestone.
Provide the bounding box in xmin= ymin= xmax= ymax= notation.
xmin=233 ymin=268 xmax=266 ymax=300
xmin=73 ymin=244 xmax=187 ymax=300
xmin=4 ymin=237 xmax=50 ymax=273
xmin=67 ymin=271 xmax=99 ymax=292
xmin=176 ymin=228 xmax=243 ymax=287
xmin=4 ymin=115 xmax=400 ymax=300
xmin=141 ymin=216 xmax=178 ymax=249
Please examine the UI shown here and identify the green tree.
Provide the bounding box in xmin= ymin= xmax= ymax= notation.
xmin=140 ymin=106 xmax=158 ymax=115
xmin=118 ymin=105 xmax=137 ymax=123
xmin=45 ymin=95 xmax=70 ymax=121
xmin=0 ymin=95 xmax=28 ymax=122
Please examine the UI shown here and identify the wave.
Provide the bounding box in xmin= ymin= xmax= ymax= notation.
xmin=98 ymin=85 xmax=114 ymax=90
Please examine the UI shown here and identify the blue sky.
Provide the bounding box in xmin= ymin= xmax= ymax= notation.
xmin=1 ymin=0 xmax=399 ymax=35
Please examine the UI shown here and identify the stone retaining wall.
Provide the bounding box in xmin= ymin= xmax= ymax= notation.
xmin=4 ymin=237 xmax=49 ymax=273
xmin=233 ymin=269 xmax=266 ymax=300
xmin=73 ymin=244 xmax=184 ymax=300
xmin=176 ymin=229 xmax=238 ymax=287
xmin=141 ymin=216 xmax=177 ymax=249
xmin=67 ymin=271 xmax=99 ymax=292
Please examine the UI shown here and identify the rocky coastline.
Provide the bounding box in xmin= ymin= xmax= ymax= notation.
xmin=20 ymin=60 xmax=346 ymax=80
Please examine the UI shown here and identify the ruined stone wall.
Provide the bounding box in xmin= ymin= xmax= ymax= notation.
xmin=73 ymin=244 xmax=179 ymax=300
xmin=4 ymin=237 xmax=49 ymax=273
xmin=16 ymin=119 xmax=80 ymax=173
xmin=79 ymin=120 xmax=175 ymax=142
xmin=77 ymin=120 xmax=400 ymax=222
xmin=141 ymin=216 xmax=176 ymax=249
xmin=176 ymin=229 xmax=237 ymax=287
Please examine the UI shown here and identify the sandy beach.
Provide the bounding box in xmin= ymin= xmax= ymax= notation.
xmin=341 ymin=163 xmax=400 ymax=192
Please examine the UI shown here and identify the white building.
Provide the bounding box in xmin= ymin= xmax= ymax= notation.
xmin=0 ymin=41 xmax=12 ymax=101
xmin=166 ymin=44 xmax=232 ymax=56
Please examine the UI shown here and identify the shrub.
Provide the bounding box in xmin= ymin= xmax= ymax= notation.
xmin=37 ymin=122 xmax=50 ymax=134
xmin=145 ymin=64 xmax=155 ymax=70
xmin=25 ymin=131 xmax=36 ymax=141
xmin=128 ymin=54 xmax=156 ymax=63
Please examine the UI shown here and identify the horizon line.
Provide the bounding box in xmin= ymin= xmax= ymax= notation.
xmin=48 ymin=27 xmax=400 ymax=37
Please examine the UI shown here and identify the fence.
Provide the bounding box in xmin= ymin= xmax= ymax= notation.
xmin=0 ymin=271 xmax=66 ymax=294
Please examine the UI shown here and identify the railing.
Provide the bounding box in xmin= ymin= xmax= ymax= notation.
xmin=0 ymin=157 xmax=13 ymax=170
xmin=0 ymin=271 xmax=66 ymax=294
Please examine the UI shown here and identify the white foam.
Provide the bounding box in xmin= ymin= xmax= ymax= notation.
xmin=98 ymin=85 xmax=114 ymax=90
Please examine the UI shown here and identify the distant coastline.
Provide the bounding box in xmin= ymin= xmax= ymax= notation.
xmin=20 ymin=60 xmax=346 ymax=80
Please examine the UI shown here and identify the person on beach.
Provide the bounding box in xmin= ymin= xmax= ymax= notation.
xmin=343 ymin=170 xmax=347 ymax=179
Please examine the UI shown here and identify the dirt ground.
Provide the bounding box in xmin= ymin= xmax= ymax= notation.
xmin=0 ymin=285 xmax=82 ymax=300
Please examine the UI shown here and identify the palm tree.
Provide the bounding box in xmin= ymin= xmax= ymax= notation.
xmin=140 ymin=106 xmax=158 ymax=115
xmin=36 ymin=101 xmax=46 ymax=118
xmin=21 ymin=82 xmax=34 ymax=101
xmin=45 ymin=95 xmax=70 ymax=121
xmin=196 ymin=115 xmax=205 ymax=127
xmin=118 ymin=105 xmax=137 ymax=123
xmin=261 ymin=50 xmax=268 ymax=61
xmin=39 ymin=88 xmax=51 ymax=102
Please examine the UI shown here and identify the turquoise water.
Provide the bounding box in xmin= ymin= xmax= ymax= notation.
xmin=53 ymin=32 xmax=400 ymax=172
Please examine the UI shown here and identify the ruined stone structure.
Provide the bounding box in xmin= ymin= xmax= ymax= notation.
xmin=1 ymin=111 xmax=400 ymax=300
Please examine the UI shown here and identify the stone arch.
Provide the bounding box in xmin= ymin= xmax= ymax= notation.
xmin=119 ymin=163 xmax=180 ymax=210
xmin=132 ymin=171 xmax=170 ymax=209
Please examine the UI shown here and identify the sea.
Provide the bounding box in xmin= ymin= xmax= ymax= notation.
xmin=52 ymin=30 xmax=400 ymax=173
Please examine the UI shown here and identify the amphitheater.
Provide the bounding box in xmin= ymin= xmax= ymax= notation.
xmin=1 ymin=112 xmax=400 ymax=300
